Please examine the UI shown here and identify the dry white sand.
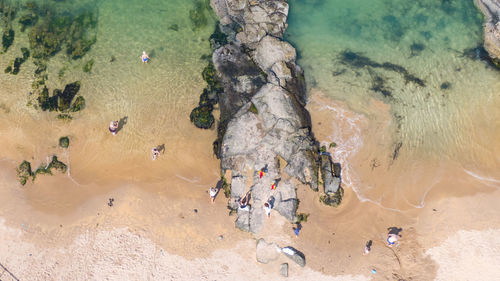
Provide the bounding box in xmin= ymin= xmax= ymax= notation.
xmin=0 ymin=218 xmax=369 ymax=281
xmin=426 ymin=229 xmax=500 ymax=281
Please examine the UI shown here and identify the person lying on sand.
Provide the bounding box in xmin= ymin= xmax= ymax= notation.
xmin=209 ymin=187 xmax=218 ymax=203
xmin=387 ymin=234 xmax=399 ymax=246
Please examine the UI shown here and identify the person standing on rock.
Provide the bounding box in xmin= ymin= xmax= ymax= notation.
xmin=239 ymin=192 xmax=251 ymax=211
xmin=109 ymin=121 xmax=119 ymax=135
xmin=263 ymin=202 xmax=272 ymax=217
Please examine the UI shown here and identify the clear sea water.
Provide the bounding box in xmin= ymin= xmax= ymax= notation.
xmin=286 ymin=0 xmax=500 ymax=207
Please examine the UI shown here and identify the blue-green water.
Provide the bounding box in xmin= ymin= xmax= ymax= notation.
xmin=286 ymin=0 xmax=500 ymax=206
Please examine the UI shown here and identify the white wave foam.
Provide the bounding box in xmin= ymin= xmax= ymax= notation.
xmin=464 ymin=169 xmax=500 ymax=188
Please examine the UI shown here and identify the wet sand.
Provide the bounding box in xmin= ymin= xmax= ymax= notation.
xmin=1 ymin=89 xmax=500 ymax=280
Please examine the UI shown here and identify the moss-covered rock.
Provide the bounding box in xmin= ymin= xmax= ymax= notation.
xmin=38 ymin=87 xmax=58 ymax=111
xmin=209 ymin=22 xmax=228 ymax=49
xmin=70 ymin=96 xmax=85 ymax=112
xmin=48 ymin=156 xmax=67 ymax=173
xmin=59 ymin=136 xmax=69 ymax=148
xmin=16 ymin=161 xmax=33 ymax=186
xmin=2 ymin=28 xmax=14 ymax=52
xmin=19 ymin=13 xmax=38 ymax=32
xmin=56 ymin=114 xmax=72 ymax=121
xmin=58 ymin=81 xmax=81 ymax=111
xmin=33 ymin=156 xmax=67 ymax=180
xmin=4 ymin=48 xmax=30 ymax=75
xmin=190 ymin=104 xmax=214 ymax=129
xmin=319 ymin=187 xmax=344 ymax=207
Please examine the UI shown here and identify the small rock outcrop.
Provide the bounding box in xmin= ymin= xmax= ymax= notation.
xmin=280 ymin=263 xmax=289 ymax=277
xmin=475 ymin=0 xmax=500 ymax=62
xmin=256 ymin=238 xmax=281 ymax=264
xmin=281 ymin=246 xmax=306 ymax=267
xmin=207 ymin=0 xmax=342 ymax=233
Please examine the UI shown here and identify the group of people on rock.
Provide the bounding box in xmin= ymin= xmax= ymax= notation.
xmin=208 ymin=166 xmax=277 ymax=219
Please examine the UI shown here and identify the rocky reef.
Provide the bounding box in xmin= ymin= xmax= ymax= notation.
xmin=204 ymin=0 xmax=343 ymax=234
xmin=16 ymin=156 xmax=67 ymax=185
xmin=475 ymin=0 xmax=500 ymax=64
xmin=0 ymin=1 xmax=96 ymax=118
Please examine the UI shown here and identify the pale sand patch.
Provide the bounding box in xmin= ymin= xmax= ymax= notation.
xmin=0 ymin=218 xmax=368 ymax=281
xmin=426 ymin=229 xmax=500 ymax=281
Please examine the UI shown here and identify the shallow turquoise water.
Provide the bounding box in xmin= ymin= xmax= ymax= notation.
xmin=286 ymin=0 xmax=500 ymax=205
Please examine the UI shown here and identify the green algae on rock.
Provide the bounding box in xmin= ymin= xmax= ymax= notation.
xmin=32 ymin=156 xmax=67 ymax=180
xmin=37 ymin=81 xmax=82 ymax=113
xmin=319 ymin=188 xmax=344 ymax=207
xmin=190 ymin=104 xmax=214 ymax=129
xmin=59 ymin=136 xmax=70 ymax=148
xmin=16 ymin=160 xmax=33 ymax=186
xmin=2 ymin=28 xmax=14 ymax=52
xmin=4 ymin=47 xmax=30 ymax=75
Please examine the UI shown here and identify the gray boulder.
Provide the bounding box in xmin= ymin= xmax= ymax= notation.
xmin=320 ymin=154 xmax=341 ymax=194
xmin=274 ymin=197 xmax=298 ymax=222
xmin=235 ymin=207 xmax=251 ymax=232
xmin=281 ymin=246 xmax=306 ymax=267
xmin=256 ymin=238 xmax=281 ymax=264
xmin=254 ymin=36 xmax=296 ymax=71
xmin=280 ymin=263 xmax=289 ymax=277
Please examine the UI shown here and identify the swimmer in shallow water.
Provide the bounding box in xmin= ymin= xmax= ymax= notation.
xmin=109 ymin=121 xmax=119 ymax=135
xmin=140 ymin=51 xmax=150 ymax=64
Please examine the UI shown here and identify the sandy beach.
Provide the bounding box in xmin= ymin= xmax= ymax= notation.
xmin=1 ymin=0 xmax=500 ymax=280
xmin=1 ymin=90 xmax=500 ymax=280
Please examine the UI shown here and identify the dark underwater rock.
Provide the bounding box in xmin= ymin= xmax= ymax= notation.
xmin=70 ymin=96 xmax=85 ymax=112
xmin=58 ymin=81 xmax=81 ymax=112
xmin=190 ymin=105 xmax=215 ymax=129
xmin=59 ymin=136 xmax=69 ymax=148
xmin=2 ymin=28 xmax=14 ymax=52
xmin=4 ymin=47 xmax=30 ymax=75
xmin=19 ymin=13 xmax=38 ymax=32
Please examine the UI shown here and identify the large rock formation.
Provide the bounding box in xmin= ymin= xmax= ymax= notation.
xmin=475 ymin=0 xmax=500 ymax=60
xmin=210 ymin=0 xmax=339 ymax=233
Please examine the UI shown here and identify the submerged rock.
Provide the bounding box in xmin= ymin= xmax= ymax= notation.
xmin=59 ymin=136 xmax=70 ymax=148
xmin=2 ymin=28 xmax=14 ymax=52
